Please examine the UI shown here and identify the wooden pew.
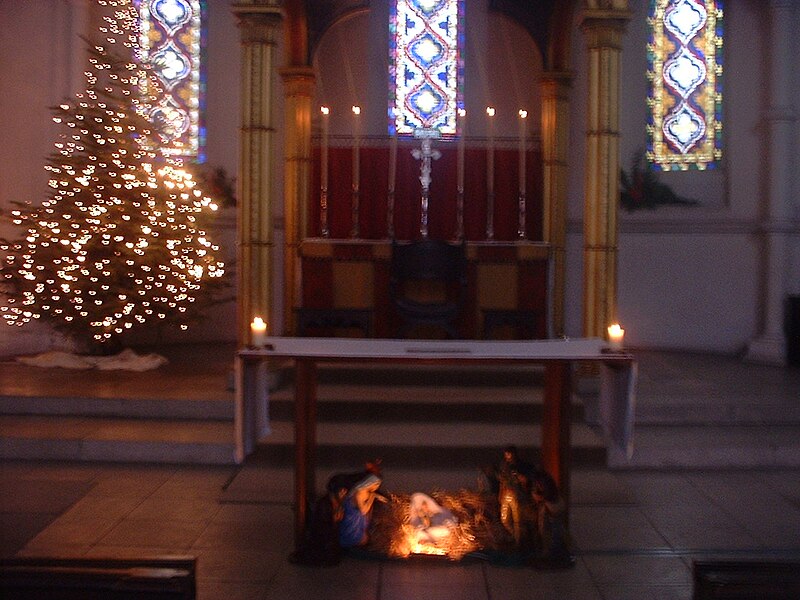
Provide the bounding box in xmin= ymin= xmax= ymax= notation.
xmin=694 ymin=560 xmax=800 ymax=599
xmin=0 ymin=556 xmax=196 ymax=599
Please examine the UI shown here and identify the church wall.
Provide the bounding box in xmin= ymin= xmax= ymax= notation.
xmin=0 ymin=0 xmax=90 ymax=356
xmin=564 ymin=0 xmax=797 ymax=354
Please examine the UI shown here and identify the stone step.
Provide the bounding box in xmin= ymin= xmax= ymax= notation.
xmin=608 ymin=424 xmax=800 ymax=469
xmin=270 ymin=382 xmax=546 ymax=404
xmin=297 ymin=363 xmax=547 ymax=388
xmin=0 ymin=394 xmax=234 ymax=420
xmin=632 ymin=401 xmax=800 ymax=426
xmin=0 ymin=411 xmax=607 ymax=468
xmin=253 ymin=419 xmax=606 ymax=470
xmin=0 ymin=415 xmax=236 ymax=464
xmin=267 ymin=397 xmax=581 ymax=423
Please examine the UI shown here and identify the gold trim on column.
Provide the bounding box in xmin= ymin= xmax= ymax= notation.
xmin=280 ymin=66 xmax=315 ymax=335
xmin=541 ymin=71 xmax=572 ymax=338
xmin=580 ymin=6 xmax=630 ymax=341
xmin=233 ymin=3 xmax=282 ymax=346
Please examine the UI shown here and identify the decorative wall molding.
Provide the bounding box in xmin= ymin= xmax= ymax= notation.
xmin=568 ymin=215 xmax=800 ymax=235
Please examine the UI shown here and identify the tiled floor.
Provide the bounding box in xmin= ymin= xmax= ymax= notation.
xmin=3 ymin=460 xmax=800 ymax=599
xmin=1 ymin=347 xmax=799 ymax=599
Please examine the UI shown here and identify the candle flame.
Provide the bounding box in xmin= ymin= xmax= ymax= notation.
xmin=320 ymin=106 xmax=329 ymax=115
xmin=458 ymin=108 xmax=466 ymax=117
xmin=608 ymin=323 xmax=624 ymax=337
xmin=252 ymin=316 xmax=266 ymax=329
xmin=486 ymin=106 xmax=495 ymax=117
xmin=352 ymin=105 xmax=361 ymax=115
xmin=519 ymin=109 xmax=528 ymax=119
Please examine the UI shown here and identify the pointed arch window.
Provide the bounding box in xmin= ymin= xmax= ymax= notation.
xmin=135 ymin=0 xmax=205 ymax=161
xmin=390 ymin=0 xmax=464 ymax=136
xmin=647 ymin=0 xmax=722 ymax=170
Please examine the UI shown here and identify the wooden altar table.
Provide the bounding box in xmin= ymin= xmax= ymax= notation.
xmin=235 ymin=337 xmax=636 ymax=545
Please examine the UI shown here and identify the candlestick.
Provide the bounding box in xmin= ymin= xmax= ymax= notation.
xmin=518 ymin=109 xmax=527 ymax=193
xmin=388 ymin=124 xmax=397 ymax=238
xmin=388 ymin=128 xmax=397 ymax=193
xmin=486 ymin=106 xmax=495 ymax=240
xmin=320 ymin=106 xmax=330 ymax=237
xmin=457 ymin=108 xmax=466 ymax=240
xmin=518 ymin=109 xmax=527 ymax=239
xmin=607 ymin=323 xmax=625 ymax=350
xmin=457 ymin=108 xmax=466 ymax=191
xmin=251 ymin=316 xmax=267 ymax=347
xmin=351 ymin=105 xmax=361 ymax=238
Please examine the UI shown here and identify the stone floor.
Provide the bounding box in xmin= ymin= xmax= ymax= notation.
xmin=1 ymin=345 xmax=799 ymax=599
xmin=3 ymin=460 xmax=800 ymax=599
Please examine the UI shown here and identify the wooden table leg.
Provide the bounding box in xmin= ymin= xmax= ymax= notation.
xmin=294 ymin=358 xmax=318 ymax=548
xmin=541 ymin=360 xmax=572 ymax=520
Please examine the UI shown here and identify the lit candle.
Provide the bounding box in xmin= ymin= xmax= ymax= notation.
xmin=457 ymin=108 xmax=466 ymax=191
xmin=351 ymin=105 xmax=361 ymax=238
xmin=388 ymin=125 xmax=397 ymax=193
xmin=352 ymin=105 xmax=361 ymax=191
xmin=607 ymin=323 xmax=625 ymax=350
xmin=517 ymin=109 xmax=528 ymax=239
xmin=518 ymin=109 xmax=527 ymax=194
xmin=320 ymin=106 xmax=330 ymax=237
xmin=486 ymin=106 xmax=495 ymax=240
xmin=251 ymin=316 xmax=267 ymax=347
xmin=320 ymin=106 xmax=330 ymax=191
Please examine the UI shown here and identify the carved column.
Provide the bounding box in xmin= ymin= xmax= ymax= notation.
xmin=580 ymin=7 xmax=630 ymax=340
xmin=746 ymin=0 xmax=797 ymax=365
xmin=541 ymin=72 xmax=572 ymax=338
xmin=280 ymin=67 xmax=315 ymax=335
xmin=232 ymin=3 xmax=282 ymax=345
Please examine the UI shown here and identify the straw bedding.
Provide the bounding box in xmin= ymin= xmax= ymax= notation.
xmin=366 ymin=489 xmax=517 ymax=560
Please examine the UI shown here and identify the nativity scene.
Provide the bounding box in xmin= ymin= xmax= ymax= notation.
xmin=290 ymin=450 xmax=573 ymax=568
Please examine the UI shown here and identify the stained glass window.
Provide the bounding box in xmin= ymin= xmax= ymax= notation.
xmin=647 ymin=0 xmax=722 ymax=170
xmin=135 ymin=0 xmax=205 ymax=161
xmin=390 ymin=0 xmax=463 ymax=136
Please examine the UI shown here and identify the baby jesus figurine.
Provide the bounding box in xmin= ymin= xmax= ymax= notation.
xmin=408 ymin=493 xmax=458 ymax=545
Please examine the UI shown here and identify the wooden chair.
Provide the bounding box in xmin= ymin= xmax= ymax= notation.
xmin=389 ymin=239 xmax=467 ymax=338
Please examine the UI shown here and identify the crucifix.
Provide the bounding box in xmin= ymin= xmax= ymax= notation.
xmin=411 ymin=128 xmax=441 ymax=239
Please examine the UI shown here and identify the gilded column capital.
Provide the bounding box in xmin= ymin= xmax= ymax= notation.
xmin=279 ymin=66 xmax=316 ymax=97
xmin=540 ymin=71 xmax=573 ymax=100
xmin=232 ymin=3 xmax=283 ymax=44
xmin=581 ymin=8 xmax=631 ymax=49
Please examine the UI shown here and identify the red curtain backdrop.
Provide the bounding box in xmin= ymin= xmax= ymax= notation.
xmin=309 ymin=142 xmax=543 ymax=242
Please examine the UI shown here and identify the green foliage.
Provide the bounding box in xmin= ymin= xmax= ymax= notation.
xmin=620 ymin=150 xmax=698 ymax=212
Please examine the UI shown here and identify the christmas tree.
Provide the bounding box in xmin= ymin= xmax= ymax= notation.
xmin=0 ymin=0 xmax=226 ymax=352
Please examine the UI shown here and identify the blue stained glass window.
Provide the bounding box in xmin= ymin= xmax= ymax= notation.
xmin=647 ymin=0 xmax=722 ymax=170
xmin=135 ymin=0 xmax=206 ymax=162
xmin=390 ymin=0 xmax=463 ymax=136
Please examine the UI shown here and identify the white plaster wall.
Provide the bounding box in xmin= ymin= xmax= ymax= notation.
xmin=564 ymin=0 xmax=799 ymax=354
xmin=0 ymin=0 xmax=85 ymax=355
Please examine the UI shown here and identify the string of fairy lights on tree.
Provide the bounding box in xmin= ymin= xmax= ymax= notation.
xmin=0 ymin=0 xmax=225 ymax=349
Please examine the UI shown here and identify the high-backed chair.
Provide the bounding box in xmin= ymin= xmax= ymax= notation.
xmin=389 ymin=239 xmax=467 ymax=338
